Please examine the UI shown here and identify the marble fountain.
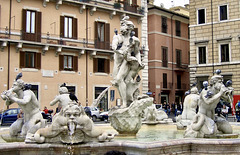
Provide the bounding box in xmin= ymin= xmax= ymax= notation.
xmin=1 ymin=16 xmax=240 ymax=155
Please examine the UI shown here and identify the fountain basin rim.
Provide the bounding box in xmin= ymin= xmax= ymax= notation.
xmin=1 ymin=138 xmax=240 ymax=149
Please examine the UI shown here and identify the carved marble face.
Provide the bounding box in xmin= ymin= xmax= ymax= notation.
xmin=63 ymin=104 xmax=81 ymax=122
xmin=11 ymin=79 xmax=24 ymax=93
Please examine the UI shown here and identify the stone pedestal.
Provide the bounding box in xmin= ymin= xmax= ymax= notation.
xmin=109 ymin=97 xmax=153 ymax=135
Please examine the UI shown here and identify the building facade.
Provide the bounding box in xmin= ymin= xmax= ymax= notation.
xmin=189 ymin=0 xmax=240 ymax=96
xmin=0 ymin=0 xmax=148 ymax=112
xmin=148 ymin=5 xmax=190 ymax=105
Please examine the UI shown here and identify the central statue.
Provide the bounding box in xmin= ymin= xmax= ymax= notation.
xmin=109 ymin=16 xmax=152 ymax=135
xmin=111 ymin=16 xmax=145 ymax=108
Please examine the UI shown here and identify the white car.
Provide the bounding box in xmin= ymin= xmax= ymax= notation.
xmin=84 ymin=106 xmax=101 ymax=122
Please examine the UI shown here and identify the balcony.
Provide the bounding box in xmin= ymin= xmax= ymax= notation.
xmin=175 ymin=83 xmax=188 ymax=90
xmin=161 ymin=82 xmax=173 ymax=90
xmin=174 ymin=64 xmax=188 ymax=72
xmin=0 ymin=27 xmax=113 ymax=55
xmin=94 ymin=40 xmax=110 ymax=50
xmin=66 ymin=0 xmax=144 ymax=17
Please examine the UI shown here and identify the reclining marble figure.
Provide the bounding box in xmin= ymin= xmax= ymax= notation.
xmin=1 ymin=73 xmax=45 ymax=141
xmin=184 ymin=70 xmax=234 ymax=138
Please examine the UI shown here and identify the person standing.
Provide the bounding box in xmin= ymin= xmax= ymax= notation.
xmin=17 ymin=109 xmax=24 ymax=119
xmin=235 ymin=100 xmax=240 ymax=122
xmin=43 ymin=106 xmax=48 ymax=114
xmin=221 ymin=104 xmax=229 ymax=120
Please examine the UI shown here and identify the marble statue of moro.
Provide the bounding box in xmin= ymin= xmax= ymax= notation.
xmin=184 ymin=70 xmax=234 ymax=138
xmin=111 ymin=16 xmax=145 ymax=108
xmin=0 ymin=73 xmax=45 ymax=140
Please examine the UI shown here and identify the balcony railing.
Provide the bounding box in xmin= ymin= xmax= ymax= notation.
xmin=161 ymin=82 xmax=173 ymax=90
xmin=0 ymin=28 xmax=95 ymax=49
xmin=71 ymin=0 xmax=144 ymax=15
xmin=175 ymin=83 xmax=187 ymax=90
xmin=94 ymin=39 xmax=110 ymax=50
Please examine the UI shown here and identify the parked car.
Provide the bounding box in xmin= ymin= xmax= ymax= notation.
xmin=100 ymin=111 xmax=109 ymax=122
xmin=84 ymin=106 xmax=100 ymax=122
xmin=0 ymin=108 xmax=20 ymax=126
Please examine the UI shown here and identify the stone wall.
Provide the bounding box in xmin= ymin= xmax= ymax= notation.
xmin=189 ymin=0 xmax=240 ymax=94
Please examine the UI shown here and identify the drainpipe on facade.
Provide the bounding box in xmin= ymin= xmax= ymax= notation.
xmin=171 ymin=14 xmax=174 ymax=89
xmin=86 ymin=8 xmax=89 ymax=106
xmin=7 ymin=0 xmax=12 ymax=109
xmin=211 ymin=0 xmax=214 ymax=74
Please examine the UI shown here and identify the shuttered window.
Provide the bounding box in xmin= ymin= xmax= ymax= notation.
xmin=162 ymin=16 xmax=167 ymax=33
xmin=59 ymin=55 xmax=78 ymax=71
xmin=177 ymin=75 xmax=181 ymax=89
xmin=176 ymin=49 xmax=181 ymax=68
xmin=163 ymin=73 xmax=167 ymax=88
xmin=162 ymin=47 xmax=168 ymax=67
xmin=60 ymin=16 xmax=78 ymax=39
xmin=93 ymin=58 xmax=110 ymax=74
xmin=22 ymin=9 xmax=41 ymax=42
xmin=175 ymin=20 xmax=181 ymax=37
xmin=19 ymin=51 xmax=41 ymax=69
xmin=94 ymin=22 xmax=110 ymax=50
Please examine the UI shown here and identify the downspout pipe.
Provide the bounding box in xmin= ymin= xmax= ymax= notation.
xmin=211 ymin=0 xmax=214 ymax=74
xmin=171 ymin=14 xmax=174 ymax=88
xmin=86 ymin=8 xmax=88 ymax=106
xmin=7 ymin=0 xmax=12 ymax=109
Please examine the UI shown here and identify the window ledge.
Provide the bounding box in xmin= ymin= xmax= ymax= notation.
xmin=21 ymin=68 xmax=39 ymax=72
xmin=61 ymin=70 xmax=76 ymax=74
xmin=94 ymin=72 xmax=108 ymax=76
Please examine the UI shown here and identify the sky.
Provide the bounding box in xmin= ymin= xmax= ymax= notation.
xmin=154 ymin=0 xmax=189 ymax=9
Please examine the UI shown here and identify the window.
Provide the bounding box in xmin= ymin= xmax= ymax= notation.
xmin=163 ymin=73 xmax=167 ymax=88
xmin=162 ymin=16 xmax=167 ymax=33
xmin=20 ymin=51 xmax=41 ymax=69
xmin=22 ymin=9 xmax=41 ymax=42
xmin=66 ymin=86 xmax=76 ymax=94
xmin=219 ymin=5 xmax=228 ymax=21
xmin=64 ymin=17 xmax=72 ymax=38
xmin=60 ymin=16 xmax=77 ymax=39
xmin=176 ymin=49 xmax=181 ymax=67
xmin=197 ymin=76 xmax=208 ymax=91
xmin=175 ymin=20 xmax=181 ymax=37
xmin=177 ymin=75 xmax=181 ymax=89
xmin=26 ymin=10 xmax=35 ymax=33
xmin=31 ymin=85 xmax=39 ymax=99
xmin=95 ymin=87 xmax=108 ymax=111
xmin=198 ymin=9 xmax=205 ymax=24
xmin=220 ymin=44 xmax=229 ymax=62
xmin=162 ymin=47 xmax=168 ymax=67
xmin=123 ymin=0 xmax=138 ymax=13
xmin=98 ymin=22 xmax=105 ymax=42
xmin=198 ymin=46 xmax=206 ymax=64
xmin=93 ymin=58 xmax=110 ymax=73
xmin=59 ymin=55 xmax=78 ymax=71
xmin=64 ymin=55 xmax=73 ymax=70
xmin=94 ymin=22 xmax=110 ymax=50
